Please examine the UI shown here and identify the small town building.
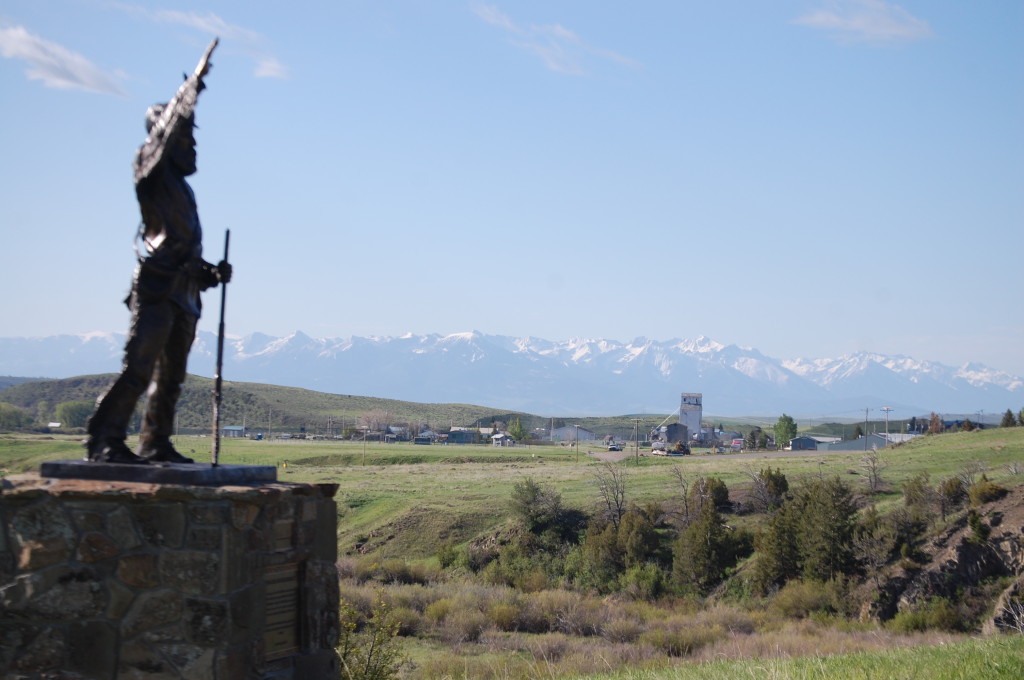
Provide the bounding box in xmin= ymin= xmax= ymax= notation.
xmin=789 ymin=436 xmax=818 ymax=451
xmin=446 ymin=429 xmax=479 ymax=445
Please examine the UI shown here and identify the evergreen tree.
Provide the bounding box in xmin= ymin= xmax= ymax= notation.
xmin=752 ymin=503 xmax=800 ymax=593
xmin=616 ymin=503 xmax=661 ymax=569
xmin=752 ymin=477 xmax=857 ymax=592
xmin=796 ymin=477 xmax=857 ymax=581
xmin=672 ymin=501 xmax=749 ymax=595
xmin=1000 ymin=409 xmax=1017 ymax=428
xmin=687 ymin=476 xmax=729 ymax=514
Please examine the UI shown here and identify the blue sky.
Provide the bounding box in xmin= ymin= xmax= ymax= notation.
xmin=2 ymin=1 xmax=1022 ymax=376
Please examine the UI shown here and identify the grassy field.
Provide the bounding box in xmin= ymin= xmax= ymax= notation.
xmin=3 ymin=427 xmax=1023 ymax=561
xmin=3 ymin=429 xmax=1023 ymax=680
xmin=561 ymin=635 xmax=1024 ymax=680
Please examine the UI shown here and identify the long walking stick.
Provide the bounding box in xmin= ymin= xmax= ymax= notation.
xmin=212 ymin=229 xmax=230 ymax=466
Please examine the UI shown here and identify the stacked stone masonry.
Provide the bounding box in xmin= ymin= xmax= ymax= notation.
xmin=0 ymin=474 xmax=339 ymax=679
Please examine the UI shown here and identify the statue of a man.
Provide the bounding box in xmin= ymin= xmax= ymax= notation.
xmin=85 ymin=39 xmax=231 ymax=464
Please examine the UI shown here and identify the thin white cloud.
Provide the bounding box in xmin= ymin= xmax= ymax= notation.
xmin=254 ymin=56 xmax=288 ymax=80
xmin=0 ymin=24 xmax=126 ymax=95
xmin=150 ymin=9 xmax=263 ymax=44
xmin=111 ymin=3 xmax=288 ymax=79
xmin=472 ymin=3 xmax=640 ymax=76
xmin=794 ymin=0 xmax=932 ymax=44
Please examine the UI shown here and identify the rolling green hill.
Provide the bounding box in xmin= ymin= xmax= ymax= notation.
xmin=0 ymin=374 xmax=546 ymax=434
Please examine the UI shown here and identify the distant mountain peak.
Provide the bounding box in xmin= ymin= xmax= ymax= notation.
xmin=0 ymin=330 xmax=1019 ymax=416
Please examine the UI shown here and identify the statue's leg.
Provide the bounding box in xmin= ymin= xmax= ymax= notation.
xmin=86 ymin=300 xmax=175 ymax=463
xmin=139 ymin=309 xmax=197 ymax=463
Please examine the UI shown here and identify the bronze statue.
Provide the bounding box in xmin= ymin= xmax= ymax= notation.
xmin=85 ymin=39 xmax=231 ymax=465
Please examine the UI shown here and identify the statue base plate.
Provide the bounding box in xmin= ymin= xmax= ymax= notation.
xmin=40 ymin=459 xmax=277 ymax=485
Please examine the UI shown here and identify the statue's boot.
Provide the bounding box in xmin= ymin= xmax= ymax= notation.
xmin=139 ymin=438 xmax=195 ymax=464
xmin=85 ymin=438 xmax=150 ymax=465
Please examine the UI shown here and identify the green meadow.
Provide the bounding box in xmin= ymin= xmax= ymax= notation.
xmin=3 ymin=427 xmax=1023 ymax=680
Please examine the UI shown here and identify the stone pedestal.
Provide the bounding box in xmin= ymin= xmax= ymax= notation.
xmin=0 ymin=472 xmax=339 ymax=679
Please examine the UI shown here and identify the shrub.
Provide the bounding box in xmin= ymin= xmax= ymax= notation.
xmin=338 ymin=583 xmax=374 ymax=619
xmin=968 ymin=475 xmax=1008 ymax=507
xmin=378 ymin=559 xmax=421 ymax=584
xmin=770 ymin=579 xmax=840 ymax=619
xmin=388 ymin=606 xmax=423 ymax=637
xmin=423 ymin=597 xmax=453 ymax=624
xmin=601 ymin=616 xmax=645 ymax=643
xmin=619 ymin=563 xmax=665 ymax=600
xmin=354 ymin=558 xmax=380 ymax=583
xmin=338 ymin=595 xmax=405 ymax=680
xmin=527 ymin=589 xmax=606 ymax=636
xmin=436 ymin=539 xmax=460 ymax=569
xmin=903 ymin=471 xmax=934 ymax=510
xmin=487 ymin=601 xmax=521 ymax=632
xmin=695 ymin=605 xmax=757 ymax=635
xmin=639 ymin=619 xmax=723 ymax=657
xmin=937 ymin=477 xmax=966 ymax=519
xmin=440 ymin=608 xmax=489 ymax=644
xmin=889 ymin=598 xmax=962 ymax=633
xmin=336 ymin=558 xmax=359 ymax=580
xmin=384 ymin=583 xmax=436 ymax=613
xmin=968 ymin=510 xmax=992 ymax=543
xmin=527 ymin=632 xmax=573 ymax=663
xmin=509 ymin=478 xmax=563 ymax=532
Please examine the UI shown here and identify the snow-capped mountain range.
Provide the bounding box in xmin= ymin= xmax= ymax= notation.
xmin=1 ymin=331 xmax=1020 ymax=417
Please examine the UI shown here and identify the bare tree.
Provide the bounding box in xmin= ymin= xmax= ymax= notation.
xmin=999 ymin=599 xmax=1024 ymax=635
xmin=670 ymin=467 xmax=691 ymax=527
xmin=957 ymin=460 xmax=988 ymax=488
xmin=359 ymin=409 xmax=392 ymax=434
xmin=593 ymin=463 xmax=628 ymax=529
xmin=860 ymin=452 xmax=887 ymax=495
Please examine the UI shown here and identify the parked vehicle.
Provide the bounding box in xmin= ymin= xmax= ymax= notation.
xmin=667 ymin=441 xmax=691 ymax=456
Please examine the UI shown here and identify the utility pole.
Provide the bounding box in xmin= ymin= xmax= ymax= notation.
xmin=881 ymin=406 xmax=893 ymax=445
xmin=633 ymin=418 xmax=641 ymax=465
xmin=574 ymin=424 xmax=580 ymax=463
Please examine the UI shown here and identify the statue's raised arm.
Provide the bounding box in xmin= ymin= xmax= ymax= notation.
xmin=133 ymin=38 xmax=219 ymax=183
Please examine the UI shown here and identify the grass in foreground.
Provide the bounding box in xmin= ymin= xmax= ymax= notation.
xmin=562 ymin=635 xmax=1024 ymax=680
